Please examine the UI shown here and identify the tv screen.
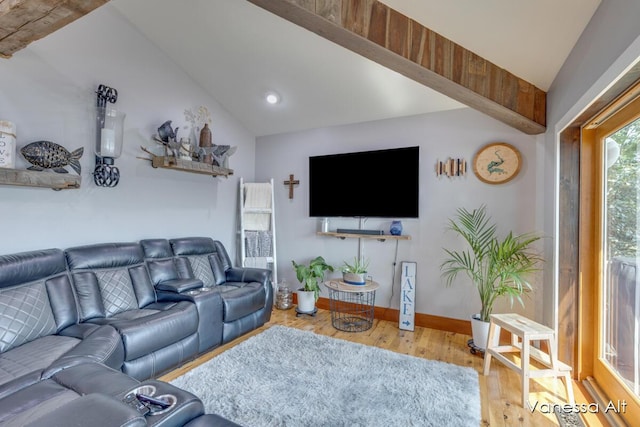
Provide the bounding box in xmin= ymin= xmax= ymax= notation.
xmin=309 ymin=146 xmax=419 ymax=218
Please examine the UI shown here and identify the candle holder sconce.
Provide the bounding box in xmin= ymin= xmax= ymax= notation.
xmin=94 ymin=85 xmax=125 ymax=187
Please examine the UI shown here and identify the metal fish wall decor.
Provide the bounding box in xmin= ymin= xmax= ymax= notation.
xmin=20 ymin=141 xmax=84 ymax=174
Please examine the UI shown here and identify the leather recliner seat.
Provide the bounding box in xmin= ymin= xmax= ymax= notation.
xmin=0 ymin=238 xmax=267 ymax=426
xmin=167 ymin=237 xmax=273 ymax=344
xmin=0 ymin=361 xmax=236 ymax=427
xmin=141 ymin=238 xmax=225 ymax=354
xmin=65 ymin=242 xmax=200 ymax=380
xmin=0 ymin=248 xmax=124 ymax=399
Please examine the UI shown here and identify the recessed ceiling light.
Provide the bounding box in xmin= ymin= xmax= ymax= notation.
xmin=265 ymin=91 xmax=280 ymax=105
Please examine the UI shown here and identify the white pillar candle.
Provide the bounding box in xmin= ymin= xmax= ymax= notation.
xmin=100 ymin=128 xmax=116 ymax=157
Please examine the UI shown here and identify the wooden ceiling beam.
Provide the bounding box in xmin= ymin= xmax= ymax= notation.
xmin=0 ymin=0 xmax=108 ymax=58
xmin=248 ymin=0 xmax=546 ymax=134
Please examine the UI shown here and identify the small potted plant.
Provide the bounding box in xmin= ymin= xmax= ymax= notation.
xmin=440 ymin=205 xmax=543 ymax=350
xmin=292 ymin=256 xmax=334 ymax=313
xmin=341 ymin=257 xmax=369 ymax=285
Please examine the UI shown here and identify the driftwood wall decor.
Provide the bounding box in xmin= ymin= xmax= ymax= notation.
xmin=0 ymin=0 xmax=108 ymax=58
xmin=436 ymin=157 xmax=466 ymax=178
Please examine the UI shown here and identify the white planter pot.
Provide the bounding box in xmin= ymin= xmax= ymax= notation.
xmin=342 ymin=272 xmax=366 ymax=285
xmin=471 ymin=314 xmax=491 ymax=350
xmin=296 ymin=289 xmax=316 ymax=313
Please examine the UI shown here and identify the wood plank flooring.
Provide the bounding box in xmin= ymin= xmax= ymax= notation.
xmin=160 ymin=308 xmax=609 ymax=426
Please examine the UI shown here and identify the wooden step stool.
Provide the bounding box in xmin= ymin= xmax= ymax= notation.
xmin=482 ymin=313 xmax=575 ymax=409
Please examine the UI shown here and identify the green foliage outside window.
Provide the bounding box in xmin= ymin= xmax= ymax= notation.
xmin=606 ymin=119 xmax=640 ymax=257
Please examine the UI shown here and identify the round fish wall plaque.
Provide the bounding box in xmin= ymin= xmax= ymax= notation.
xmin=473 ymin=142 xmax=522 ymax=184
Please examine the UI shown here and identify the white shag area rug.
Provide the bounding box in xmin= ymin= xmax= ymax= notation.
xmin=171 ymin=325 xmax=481 ymax=427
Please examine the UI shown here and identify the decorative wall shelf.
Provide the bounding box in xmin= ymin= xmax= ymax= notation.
xmin=0 ymin=167 xmax=80 ymax=190
xmin=150 ymin=156 xmax=233 ymax=178
xmin=317 ymin=231 xmax=411 ymax=242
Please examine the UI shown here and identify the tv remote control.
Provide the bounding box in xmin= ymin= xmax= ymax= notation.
xmin=136 ymin=393 xmax=171 ymax=409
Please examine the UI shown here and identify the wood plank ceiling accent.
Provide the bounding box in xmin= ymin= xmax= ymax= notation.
xmin=248 ymin=0 xmax=547 ymax=135
xmin=0 ymin=0 xmax=108 ymax=59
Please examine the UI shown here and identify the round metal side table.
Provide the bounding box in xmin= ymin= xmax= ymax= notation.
xmin=324 ymin=279 xmax=379 ymax=332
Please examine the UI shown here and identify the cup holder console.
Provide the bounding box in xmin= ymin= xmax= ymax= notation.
xmin=123 ymin=385 xmax=177 ymax=416
xmin=148 ymin=394 xmax=177 ymax=415
xmin=127 ymin=385 xmax=157 ymax=397
xmin=185 ymin=287 xmax=213 ymax=296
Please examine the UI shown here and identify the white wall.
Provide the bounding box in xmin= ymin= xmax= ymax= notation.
xmin=8 ymin=1 xmax=635 ymax=327
xmin=543 ymin=0 xmax=640 ymax=328
xmin=547 ymin=1 xmax=640 ymax=130
xmin=257 ymin=108 xmax=542 ymax=321
xmin=0 ymin=5 xmax=255 ymax=255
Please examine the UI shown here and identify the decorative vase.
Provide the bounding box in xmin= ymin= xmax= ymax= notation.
xmin=275 ymin=281 xmax=293 ymax=310
xmin=179 ymin=138 xmax=192 ymax=160
xmin=390 ymin=220 xmax=403 ymax=236
xmin=199 ymin=123 xmax=213 ymax=164
xmin=296 ymin=289 xmax=316 ymax=313
xmin=471 ymin=314 xmax=491 ymax=350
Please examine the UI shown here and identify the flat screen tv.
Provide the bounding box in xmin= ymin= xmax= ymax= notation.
xmin=309 ymin=146 xmax=419 ymax=218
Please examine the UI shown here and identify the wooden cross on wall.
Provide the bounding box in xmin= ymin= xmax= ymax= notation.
xmin=283 ymin=174 xmax=299 ymax=199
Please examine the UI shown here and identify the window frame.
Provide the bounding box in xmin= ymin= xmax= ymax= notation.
xmin=579 ymin=94 xmax=640 ymax=424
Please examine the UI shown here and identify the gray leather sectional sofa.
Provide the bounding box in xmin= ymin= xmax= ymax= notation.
xmin=0 ymin=237 xmax=273 ymax=426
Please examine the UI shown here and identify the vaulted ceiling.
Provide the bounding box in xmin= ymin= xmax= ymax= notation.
xmin=2 ymin=0 xmax=602 ymax=137
xmin=247 ymin=0 xmax=553 ymax=134
xmin=113 ymin=0 xmax=600 ymax=136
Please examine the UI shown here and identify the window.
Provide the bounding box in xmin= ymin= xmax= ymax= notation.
xmin=581 ymin=94 xmax=640 ymax=424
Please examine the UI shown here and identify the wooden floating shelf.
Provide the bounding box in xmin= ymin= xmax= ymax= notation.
xmin=317 ymin=231 xmax=411 ymax=241
xmin=0 ymin=167 xmax=80 ymax=190
xmin=150 ymin=156 xmax=234 ymax=178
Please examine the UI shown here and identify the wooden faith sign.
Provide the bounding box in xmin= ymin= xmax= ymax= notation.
xmin=283 ymin=174 xmax=299 ymax=199
xmin=399 ymin=261 xmax=416 ymax=331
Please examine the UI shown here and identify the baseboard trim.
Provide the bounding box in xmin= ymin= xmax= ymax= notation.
xmin=291 ymin=296 xmax=546 ymax=350
xmin=293 ymin=295 xmax=472 ymax=335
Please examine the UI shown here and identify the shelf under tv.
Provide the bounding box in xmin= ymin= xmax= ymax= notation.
xmin=317 ymin=231 xmax=411 ymax=242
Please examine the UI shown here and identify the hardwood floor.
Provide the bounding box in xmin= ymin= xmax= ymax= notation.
xmin=160 ymin=308 xmax=609 ymax=426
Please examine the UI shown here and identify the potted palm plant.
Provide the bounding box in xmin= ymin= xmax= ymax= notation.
xmin=440 ymin=205 xmax=543 ymax=349
xmin=341 ymin=257 xmax=369 ymax=285
xmin=292 ymin=256 xmax=334 ymax=313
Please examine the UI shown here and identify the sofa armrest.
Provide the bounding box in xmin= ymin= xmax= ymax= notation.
xmin=52 ymin=362 xmax=139 ymax=396
xmin=25 ymin=393 xmax=146 ymax=427
xmin=225 ymin=267 xmax=273 ymax=323
xmin=57 ymin=322 xmax=102 ymax=339
xmin=156 ymin=278 xmax=203 ymax=293
xmin=107 ymin=302 xmax=199 ymax=361
xmin=44 ymin=325 xmax=125 ymax=377
xmin=135 ymin=380 xmax=205 ymax=427
xmin=225 ymin=267 xmax=271 ymax=285
xmin=155 ymin=291 xmax=193 ymax=304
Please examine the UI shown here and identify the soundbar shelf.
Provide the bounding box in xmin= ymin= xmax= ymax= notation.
xmin=317 ymin=231 xmax=410 ymax=241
